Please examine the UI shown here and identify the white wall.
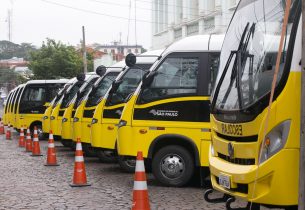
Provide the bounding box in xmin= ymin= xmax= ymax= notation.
xmin=151 ymin=0 xmax=239 ymax=50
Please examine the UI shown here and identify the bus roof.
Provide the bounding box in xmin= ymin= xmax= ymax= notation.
xmin=26 ymin=79 xmax=69 ymax=84
xmin=135 ymin=49 xmax=164 ymax=64
xmin=161 ymin=34 xmax=224 ymax=56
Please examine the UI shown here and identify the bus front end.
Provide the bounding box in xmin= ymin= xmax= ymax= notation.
xmin=209 ymin=0 xmax=301 ymax=207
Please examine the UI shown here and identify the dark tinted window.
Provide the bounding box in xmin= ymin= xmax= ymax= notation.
xmin=86 ymin=72 xmax=119 ymax=107
xmin=19 ymin=85 xmax=47 ymax=114
xmin=106 ymin=64 xmax=152 ymax=106
xmin=73 ymin=77 xmax=98 ymax=108
xmin=60 ymin=81 xmax=84 ymax=109
xmin=14 ymin=87 xmax=24 ymax=113
xmin=139 ymin=57 xmax=199 ymax=103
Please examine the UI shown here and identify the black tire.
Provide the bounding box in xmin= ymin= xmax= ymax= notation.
xmin=31 ymin=123 xmax=45 ymax=140
xmin=61 ymin=140 xmax=71 ymax=147
xmin=82 ymin=143 xmax=97 ymax=157
xmin=152 ymin=145 xmax=194 ymax=187
xmin=70 ymin=141 xmax=76 ymax=151
xmin=118 ymin=156 xmax=136 ymax=173
xmin=97 ymin=150 xmax=117 ymax=163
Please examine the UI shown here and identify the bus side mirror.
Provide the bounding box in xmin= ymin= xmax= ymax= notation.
xmin=142 ymin=71 xmax=157 ymax=88
xmin=125 ymin=53 xmax=136 ymax=67
xmin=96 ymin=65 xmax=107 ymax=76
xmin=77 ymin=73 xmax=85 ymax=81
xmin=110 ymin=80 xmax=122 ymax=93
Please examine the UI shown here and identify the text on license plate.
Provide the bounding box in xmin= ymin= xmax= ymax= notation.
xmin=219 ymin=174 xmax=230 ymax=189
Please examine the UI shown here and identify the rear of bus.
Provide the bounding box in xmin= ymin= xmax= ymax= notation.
xmin=18 ymin=80 xmax=67 ymax=135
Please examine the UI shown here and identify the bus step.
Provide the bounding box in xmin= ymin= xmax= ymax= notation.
xmin=226 ymin=197 xmax=260 ymax=210
xmin=203 ymin=188 xmax=231 ymax=203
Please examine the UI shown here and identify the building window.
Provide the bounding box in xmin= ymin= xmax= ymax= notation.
xmin=187 ymin=22 xmax=199 ymax=35
xmin=111 ymin=49 xmax=115 ymax=54
xmin=128 ymin=49 xmax=132 ymax=53
xmin=154 ymin=0 xmax=158 ymax=34
xmin=189 ymin=0 xmax=199 ymax=19
xmin=104 ymin=49 xmax=107 ymax=53
xmin=135 ymin=48 xmax=139 ymax=53
xmin=175 ymin=0 xmax=182 ymax=24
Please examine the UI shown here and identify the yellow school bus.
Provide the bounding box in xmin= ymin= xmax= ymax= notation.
xmin=61 ymin=74 xmax=99 ymax=148
xmin=90 ymin=50 xmax=162 ymax=162
xmin=17 ymin=80 xmax=67 ymax=136
xmin=117 ymin=35 xmax=223 ymax=186
xmin=3 ymin=87 xmax=18 ymax=126
xmin=12 ymin=84 xmax=25 ymax=129
xmin=50 ymin=73 xmax=94 ymax=143
xmin=71 ymin=62 xmax=124 ymax=156
xmin=42 ymin=80 xmax=73 ymax=138
xmin=2 ymin=90 xmax=13 ymax=125
xmin=206 ymin=0 xmax=301 ymax=209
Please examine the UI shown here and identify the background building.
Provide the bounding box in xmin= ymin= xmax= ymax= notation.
xmin=151 ymin=0 xmax=239 ymax=49
xmin=90 ymin=41 xmax=145 ymax=70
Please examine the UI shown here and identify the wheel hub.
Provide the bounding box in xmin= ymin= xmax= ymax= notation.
xmin=125 ymin=158 xmax=136 ymax=167
xmin=160 ymin=154 xmax=184 ymax=179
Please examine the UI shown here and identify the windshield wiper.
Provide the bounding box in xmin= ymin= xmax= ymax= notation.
xmin=211 ymin=22 xmax=250 ymax=112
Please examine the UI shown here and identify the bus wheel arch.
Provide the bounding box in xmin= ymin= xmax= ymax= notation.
xmin=29 ymin=121 xmax=44 ymax=139
xmin=148 ymin=134 xmax=199 ymax=187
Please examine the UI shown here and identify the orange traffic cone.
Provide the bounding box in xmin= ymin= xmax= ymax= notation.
xmin=45 ymin=130 xmax=59 ymax=166
xmin=0 ymin=120 xmax=4 ymax=134
xmin=6 ymin=123 xmax=11 ymax=140
xmin=18 ymin=126 xmax=25 ymax=147
xmin=25 ymin=128 xmax=32 ymax=152
xmin=31 ymin=126 xmax=42 ymax=156
xmin=70 ymin=138 xmax=91 ymax=187
xmin=132 ymin=151 xmax=150 ymax=210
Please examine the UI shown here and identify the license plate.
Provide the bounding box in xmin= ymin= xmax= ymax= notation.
xmin=219 ymin=174 xmax=230 ymax=189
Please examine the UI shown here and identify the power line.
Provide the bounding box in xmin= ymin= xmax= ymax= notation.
xmin=41 ymin=0 xmax=165 ymax=25
xmin=41 ymin=0 xmax=230 ymax=27
xmin=86 ymin=0 xmax=236 ymax=17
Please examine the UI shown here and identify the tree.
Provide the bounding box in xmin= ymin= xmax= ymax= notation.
xmin=0 ymin=68 xmax=28 ymax=91
xmin=29 ymin=39 xmax=83 ymax=79
xmin=0 ymin=40 xmax=36 ymax=60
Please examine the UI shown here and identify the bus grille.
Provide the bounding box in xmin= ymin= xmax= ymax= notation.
xmin=218 ymin=153 xmax=255 ymax=165
xmin=216 ymin=132 xmax=258 ymax=142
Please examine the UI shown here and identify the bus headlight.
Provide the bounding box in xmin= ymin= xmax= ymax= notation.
xmin=259 ymin=120 xmax=290 ymax=164
xmin=73 ymin=117 xmax=79 ymax=122
xmin=91 ymin=118 xmax=98 ymax=124
xmin=43 ymin=116 xmax=48 ymax=120
xmin=50 ymin=116 xmax=55 ymax=120
xmin=62 ymin=118 xmax=68 ymax=123
xmin=117 ymin=120 xmax=127 ymax=128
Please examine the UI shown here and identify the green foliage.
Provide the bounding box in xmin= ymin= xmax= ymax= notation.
xmin=29 ymin=39 xmax=83 ymax=79
xmin=0 ymin=40 xmax=36 ymax=60
xmin=0 ymin=68 xmax=28 ymax=89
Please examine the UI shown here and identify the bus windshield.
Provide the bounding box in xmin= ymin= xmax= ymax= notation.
xmin=85 ymin=72 xmax=120 ymax=107
xmin=106 ymin=64 xmax=152 ymax=106
xmin=73 ymin=77 xmax=98 ymax=109
xmin=212 ymin=0 xmax=299 ymax=112
xmin=60 ymin=81 xmax=84 ymax=109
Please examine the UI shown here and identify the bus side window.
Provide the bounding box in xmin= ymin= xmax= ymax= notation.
xmin=139 ymin=57 xmax=199 ymax=103
xmin=208 ymin=53 xmax=220 ymax=94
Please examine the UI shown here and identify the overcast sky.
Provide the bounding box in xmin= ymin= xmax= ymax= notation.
xmin=0 ymin=0 xmax=152 ymax=49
